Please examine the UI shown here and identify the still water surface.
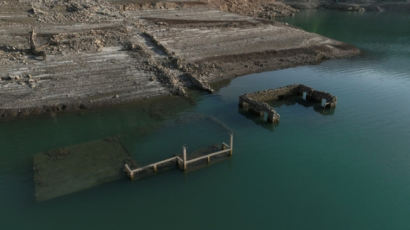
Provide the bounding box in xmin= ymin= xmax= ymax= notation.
xmin=1 ymin=10 xmax=410 ymax=229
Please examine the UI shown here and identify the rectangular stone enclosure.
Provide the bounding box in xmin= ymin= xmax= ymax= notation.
xmin=239 ymin=84 xmax=337 ymax=123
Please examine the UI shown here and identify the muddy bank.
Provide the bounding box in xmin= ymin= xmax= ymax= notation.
xmin=0 ymin=0 xmax=359 ymax=119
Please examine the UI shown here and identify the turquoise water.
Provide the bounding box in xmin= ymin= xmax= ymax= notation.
xmin=1 ymin=10 xmax=410 ymax=229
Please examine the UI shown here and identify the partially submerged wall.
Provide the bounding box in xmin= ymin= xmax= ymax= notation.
xmin=239 ymin=84 xmax=336 ymax=123
xmin=125 ymin=143 xmax=233 ymax=180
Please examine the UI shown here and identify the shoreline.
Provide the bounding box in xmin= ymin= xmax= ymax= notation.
xmin=0 ymin=0 xmax=360 ymax=120
xmin=282 ymin=0 xmax=410 ymax=12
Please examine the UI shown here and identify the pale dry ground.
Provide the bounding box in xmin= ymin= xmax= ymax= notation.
xmin=0 ymin=0 xmax=359 ymax=118
xmin=135 ymin=7 xmax=358 ymax=82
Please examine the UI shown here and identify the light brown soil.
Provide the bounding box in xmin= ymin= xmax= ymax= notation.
xmin=0 ymin=0 xmax=360 ymax=119
xmin=209 ymin=0 xmax=298 ymax=19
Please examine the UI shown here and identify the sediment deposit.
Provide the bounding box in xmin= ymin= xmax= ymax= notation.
xmin=0 ymin=0 xmax=359 ymax=118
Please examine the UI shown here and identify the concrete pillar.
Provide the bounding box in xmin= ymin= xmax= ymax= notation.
xmin=267 ymin=112 xmax=275 ymax=123
xmin=125 ymin=164 xmax=134 ymax=180
xmin=239 ymin=99 xmax=249 ymax=109
xmin=229 ymin=133 xmax=233 ymax=156
xmin=183 ymin=145 xmax=187 ymax=171
xmin=321 ymin=98 xmax=327 ymax=108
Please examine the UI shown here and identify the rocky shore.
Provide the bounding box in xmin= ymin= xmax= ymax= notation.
xmin=0 ymin=0 xmax=360 ymax=119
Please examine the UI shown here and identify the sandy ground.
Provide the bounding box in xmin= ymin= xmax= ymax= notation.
xmin=0 ymin=0 xmax=359 ymax=119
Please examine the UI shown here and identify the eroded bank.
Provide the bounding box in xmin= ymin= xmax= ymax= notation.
xmin=0 ymin=0 xmax=359 ymax=119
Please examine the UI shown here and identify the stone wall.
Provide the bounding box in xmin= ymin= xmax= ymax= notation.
xmin=239 ymin=84 xmax=337 ymax=124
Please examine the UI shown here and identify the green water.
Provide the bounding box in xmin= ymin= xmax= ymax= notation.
xmin=1 ymin=10 xmax=410 ymax=229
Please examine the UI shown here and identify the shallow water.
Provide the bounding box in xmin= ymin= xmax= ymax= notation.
xmin=1 ymin=10 xmax=410 ymax=229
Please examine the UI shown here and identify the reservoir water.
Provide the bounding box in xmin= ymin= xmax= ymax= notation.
xmin=1 ymin=10 xmax=410 ymax=229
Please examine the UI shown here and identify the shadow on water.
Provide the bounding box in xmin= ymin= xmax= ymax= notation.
xmin=209 ymin=78 xmax=234 ymax=92
xmin=238 ymin=108 xmax=278 ymax=131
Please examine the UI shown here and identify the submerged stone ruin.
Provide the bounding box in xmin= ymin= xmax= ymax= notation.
xmin=33 ymin=137 xmax=136 ymax=201
xmin=125 ymin=114 xmax=234 ymax=180
xmin=125 ymin=138 xmax=233 ymax=180
xmin=32 ymin=114 xmax=233 ymax=201
xmin=239 ymin=84 xmax=337 ymax=124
